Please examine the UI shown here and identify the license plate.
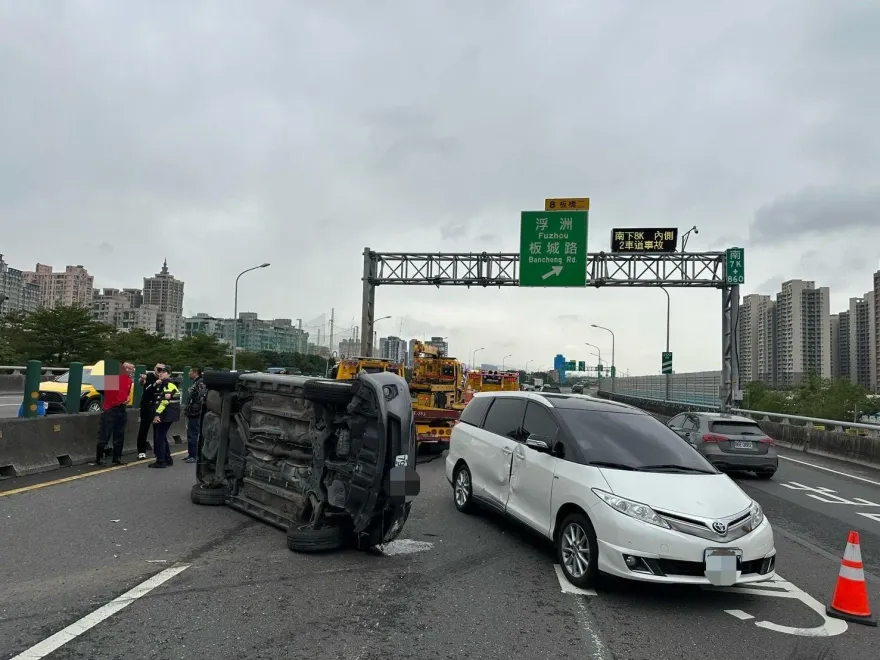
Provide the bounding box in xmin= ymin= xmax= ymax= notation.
xmin=733 ymin=441 xmax=754 ymax=449
xmin=704 ymin=548 xmax=742 ymax=587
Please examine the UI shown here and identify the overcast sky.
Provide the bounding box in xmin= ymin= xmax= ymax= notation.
xmin=1 ymin=0 xmax=878 ymax=374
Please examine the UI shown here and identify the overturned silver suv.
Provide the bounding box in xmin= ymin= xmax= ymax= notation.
xmin=191 ymin=370 xmax=419 ymax=552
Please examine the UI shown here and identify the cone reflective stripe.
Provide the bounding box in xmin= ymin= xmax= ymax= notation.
xmin=827 ymin=531 xmax=877 ymax=626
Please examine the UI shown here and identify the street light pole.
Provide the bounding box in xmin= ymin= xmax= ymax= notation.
xmin=502 ymin=354 xmax=512 ymax=370
xmin=660 ymin=287 xmax=671 ymax=400
xmin=472 ymin=347 xmax=485 ymax=368
xmin=591 ymin=324 xmax=615 ymax=399
xmin=525 ymin=359 xmax=533 ymax=374
xmin=371 ymin=315 xmax=391 ymax=357
xmin=232 ymin=262 xmax=271 ymax=371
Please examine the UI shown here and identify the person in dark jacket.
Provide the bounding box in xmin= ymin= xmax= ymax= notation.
xmin=136 ymin=364 xmax=163 ymax=459
xmin=184 ymin=367 xmax=207 ymax=463
xmin=148 ymin=366 xmax=181 ymax=469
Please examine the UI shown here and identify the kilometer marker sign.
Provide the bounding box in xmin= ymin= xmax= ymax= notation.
xmin=519 ymin=210 xmax=588 ymax=287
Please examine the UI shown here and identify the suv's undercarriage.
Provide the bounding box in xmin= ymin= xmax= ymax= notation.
xmin=192 ymin=370 xmax=418 ymax=552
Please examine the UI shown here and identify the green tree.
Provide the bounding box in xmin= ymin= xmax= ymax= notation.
xmin=106 ymin=329 xmax=170 ymax=366
xmin=169 ymin=333 xmax=230 ymax=369
xmin=235 ymin=351 xmax=267 ymax=371
xmin=16 ymin=305 xmax=113 ymax=365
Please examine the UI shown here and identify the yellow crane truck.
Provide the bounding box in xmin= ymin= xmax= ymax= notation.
xmin=410 ymin=341 xmax=464 ymax=454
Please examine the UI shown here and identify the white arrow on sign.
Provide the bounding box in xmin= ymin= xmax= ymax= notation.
xmin=542 ymin=265 xmax=563 ymax=279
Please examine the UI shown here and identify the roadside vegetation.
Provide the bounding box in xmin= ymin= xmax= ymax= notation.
xmin=0 ymin=305 xmax=327 ymax=374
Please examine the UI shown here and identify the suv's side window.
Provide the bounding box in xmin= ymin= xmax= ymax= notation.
xmin=482 ymin=398 xmax=527 ymax=440
xmin=459 ymin=396 xmax=492 ymax=427
xmin=522 ymin=402 xmax=559 ymax=444
xmin=682 ymin=416 xmax=698 ymax=431
xmin=668 ymin=414 xmax=685 ymax=428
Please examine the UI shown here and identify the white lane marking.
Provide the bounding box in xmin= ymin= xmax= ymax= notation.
xmin=725 ymin=609 xmax=755 ymax=620
xmin=554 ymin=565 xmax=597 ymax=595
xmin=10 ymin=563 xmax=191 ymax=659
xmin=780 ymin=482 xmax=880 ymax=506
xmin=573 ymin=598 xmax=611 ymax=660
xmin=857 ymin=512 xmax=880 ymax=523
xmin=703 ymin=574 xmax=848 ymax=637
xmin=778 ymin=455 xmax=880 ymax=487
xmin=379 ymin=539 xmax=434 ymax=556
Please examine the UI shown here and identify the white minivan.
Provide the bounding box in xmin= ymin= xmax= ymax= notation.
xmin=446 ymin=391 xmax=776 ymax=588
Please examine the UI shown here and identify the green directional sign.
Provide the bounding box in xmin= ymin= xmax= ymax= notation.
xmin=578 ymin=360 xmax=585 ymax=371
xmin=597 ymin=364 xmax=603 ymax=375
xmin=725 ymin=247 xmax=744 ymax=285
xmin=610 ymin=366 xmax=616 ymax=377
xmin=564 ymin=360 xmax=576 ymax=371
xmin=519 ymin=210 xmax=588 ymax=287
xmin=662 ymin=351 xmax=673 ymax=374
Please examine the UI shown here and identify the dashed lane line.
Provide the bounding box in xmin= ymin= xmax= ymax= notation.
xmin=0 ymin=450 xmax=188 ymax=498
xmin=9 ymin=563 xmax=191 ymax=659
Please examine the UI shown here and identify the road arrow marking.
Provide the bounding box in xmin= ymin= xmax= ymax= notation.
xmin=542 ymin=265 xmax=563 ymax=279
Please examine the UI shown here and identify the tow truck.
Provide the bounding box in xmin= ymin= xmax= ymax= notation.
xmin=463 ymin=369 xmax=519 ymax=401
xmin=330 ymin=356 xmax=405 ymax=380
xmin=410 ymin=341 xmax=464 ymax=453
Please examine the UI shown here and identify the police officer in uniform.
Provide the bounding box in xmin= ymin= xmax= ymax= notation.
xmin=148 ymin=365 xmax=181 ymax=468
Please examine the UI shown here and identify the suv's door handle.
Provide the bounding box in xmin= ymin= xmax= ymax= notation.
xmin=502 ymin=447 xmax=513 ymax=455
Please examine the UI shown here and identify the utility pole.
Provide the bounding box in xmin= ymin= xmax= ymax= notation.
xmin=329 ymin=307 xmax=335 ymax=357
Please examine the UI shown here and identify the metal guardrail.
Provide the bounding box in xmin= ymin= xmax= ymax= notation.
xmin=598 ymin=389 xmax=880 ymax=436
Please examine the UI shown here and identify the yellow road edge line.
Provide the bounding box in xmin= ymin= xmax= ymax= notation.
xmin=0 ymin=450 xmax=189 ymax=498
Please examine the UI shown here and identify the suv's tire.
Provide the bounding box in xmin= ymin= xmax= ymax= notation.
xmin=190 ymin=483 xmax=228 ymax=506
xmin=452 ymin=463 xmax=475 ymax=513
xmin=556 ymin=512 xmax=599 ymax=589
xmin=302 ymin=379 xmax=353 ymax=406
xmin=86 ymin=397 xmax=102 ymax=412
xmin=203 ymin=370 xmax=241 ymax=391
xmin=286 ymin=523 xmax=349 ymax=553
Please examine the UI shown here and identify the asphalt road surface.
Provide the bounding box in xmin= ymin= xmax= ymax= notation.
xmin=0 ymin=393 xmax=21 ymax=418
xmin=2 ymin=448 xmax=879 ymax=660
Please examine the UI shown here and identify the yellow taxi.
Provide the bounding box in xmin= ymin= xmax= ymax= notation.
xmin=38 ymin=361 xmax=134 ymax=414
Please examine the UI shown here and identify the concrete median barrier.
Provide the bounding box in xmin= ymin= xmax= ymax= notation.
xmin=596 ymin=390 xmax=880 ymax=469
xmin=0 ymin=410 xmax=187 ymax=479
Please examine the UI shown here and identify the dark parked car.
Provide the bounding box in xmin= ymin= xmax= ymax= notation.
xmin=666 ymin=412 xmax=778 ymax=479
xmin=191 ymin=370 xmax=419 ymax=551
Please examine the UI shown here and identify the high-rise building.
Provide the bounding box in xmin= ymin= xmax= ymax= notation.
xmin=838 ymin=311 xmax=851 ymax=380
xmin=378 ymin=336 xmax=407 ymax=363
xmin=874 ymin=270 xmax=880 ymax=391
xmin=142 ymin=259 xmax=185 ymax=339
xmin=774 ymin=280 xmax=830 ymax=387
xmin=427 ymin=336 xmax=449 ymax=357
xmin=848 ymin=296 xmax=875 ymax=390
xmin=739 ymin=294 xmax=770 ymax=383
xmin=92 ymin=288 xmax=160 ymax=333
xmin=830 ymin=314 xmax=841 ymax=379
xmin=23 ymin=263 xmax=94 ymax=309
xmin=756 ymin=298 xmax=777 ymax=385
xmin=0 ymin=255 xmax=40 ymax=315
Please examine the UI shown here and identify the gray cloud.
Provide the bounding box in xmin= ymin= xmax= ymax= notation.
xmin=750 ymin=187 xmax=880 ymax=243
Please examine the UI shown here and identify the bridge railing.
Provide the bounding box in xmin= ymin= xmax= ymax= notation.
xmin=598 ymin=389 xmax=880 ymax=437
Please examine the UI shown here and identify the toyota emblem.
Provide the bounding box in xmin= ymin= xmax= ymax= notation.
xmin=712 ymin=521 xmax=728 ymax=535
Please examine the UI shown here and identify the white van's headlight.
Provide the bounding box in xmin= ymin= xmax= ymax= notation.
xmin=592 ymin=489 xmax=670 ymax=529
xmin=750 ymin=501 xmax=764 ymax=529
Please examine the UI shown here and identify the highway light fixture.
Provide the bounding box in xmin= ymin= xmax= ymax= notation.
xmin=232 ymin=262 xmax=272 ymax=371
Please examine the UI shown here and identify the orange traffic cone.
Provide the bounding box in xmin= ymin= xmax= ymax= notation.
xmin=826 ymin=531 xmax=877 ymax=626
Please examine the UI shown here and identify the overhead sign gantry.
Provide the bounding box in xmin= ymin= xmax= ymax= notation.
xmin=359 ymin=198 xmax=746 ymax=411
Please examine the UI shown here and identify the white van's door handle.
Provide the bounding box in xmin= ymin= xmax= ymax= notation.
xmin=502 ymin=447 xmax=513 ymax=455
